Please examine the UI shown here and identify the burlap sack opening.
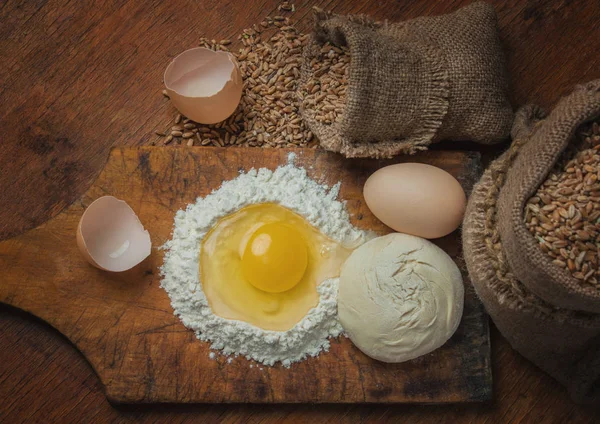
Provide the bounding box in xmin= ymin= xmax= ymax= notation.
xmin=463 ymin=100 xmax=600 ymax=404
xmin=497 ymin=81 xmax=600 ymax=313
xmin=300 ymin=2 xmax=513 ymax=158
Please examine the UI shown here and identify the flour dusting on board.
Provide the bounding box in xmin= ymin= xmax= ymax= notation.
xmin=160 ymin=154 xmax=366 ymax=366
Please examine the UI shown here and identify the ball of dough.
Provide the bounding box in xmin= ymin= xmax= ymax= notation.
xmin=338 ymin=233 xmax=464 ymax=363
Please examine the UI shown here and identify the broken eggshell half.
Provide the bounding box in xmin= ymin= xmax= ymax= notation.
xmin=76 ymin=196 xmax=151 ymax=272
xmin=164 ymin=47 xmax=243 ymax=124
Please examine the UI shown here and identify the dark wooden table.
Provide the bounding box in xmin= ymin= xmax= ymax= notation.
xmin=1 ymin=0 xmax=599 ymax=422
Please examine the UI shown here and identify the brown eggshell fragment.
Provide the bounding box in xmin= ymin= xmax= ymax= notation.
xmin=363 ymin=163 xmax=467 ymax=239
xmin=76 ymin=196 xmax=151 ymax=272
xmin=164 ymin=47 xmax=243 ymax=124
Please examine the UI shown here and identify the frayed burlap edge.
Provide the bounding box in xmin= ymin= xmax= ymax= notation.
xmin=463 ymin=105 xmax=600 ymax=403
xmin=299 ymin=10 xmax=449 ymax=159
xmin=498 ymin=81 xmax=600 ymax=312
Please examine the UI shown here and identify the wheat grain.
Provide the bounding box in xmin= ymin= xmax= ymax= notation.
xmin=300 ymin=42 xmax=350 ymax=127
xmin=155 ymin=14 xmax=317 ymax=149
xmin=525 ymin=120 xmax=600 ymax=287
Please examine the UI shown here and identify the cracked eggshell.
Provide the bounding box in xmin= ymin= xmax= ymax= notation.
xmin=164 ymin=47 xmax=243 ymax=124
xmin=76 ymin=196 xmax=151 ymax=272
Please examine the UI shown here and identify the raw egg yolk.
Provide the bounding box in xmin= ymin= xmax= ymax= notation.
xmin=241 ymin=223 xmax=308 ymax=293
xmin=200 ymin=203 xmax=358 ymax=331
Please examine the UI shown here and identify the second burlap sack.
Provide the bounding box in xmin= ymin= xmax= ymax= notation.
xmin=301 ymin=2 xmax=513 ymax=158
xmin=463 ymin=81 xmax=600 ymax=404
xmin=497 ymin=81 xmax=600 ymax=313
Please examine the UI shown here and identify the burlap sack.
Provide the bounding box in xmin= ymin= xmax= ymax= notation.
xmin=497 ymin=80 xmax=600 ymax=313
xmin=300 ymin=2 xmax=513 ymax=158
xmin=463 ymin=84 xmax=600 ymax=404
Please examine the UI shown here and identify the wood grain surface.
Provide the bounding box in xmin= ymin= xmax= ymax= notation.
xmin=1 ymin=0 xmax=600 ymax=421
xmin=0 ymin=147 xmax=489 ymax=404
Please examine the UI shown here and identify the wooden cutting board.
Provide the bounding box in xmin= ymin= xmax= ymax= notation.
xmin=0 ymin=147 xmax=490 ymax=404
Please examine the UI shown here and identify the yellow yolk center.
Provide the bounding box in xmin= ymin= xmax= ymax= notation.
xmin=241 ymin=223 xmax=308 ymax=293
xmin=200 ymin=203 xmax=357 ymax=331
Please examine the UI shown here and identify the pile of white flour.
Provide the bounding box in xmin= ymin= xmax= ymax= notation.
xmin=160 ymin=154 xmax=366 ymax=367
